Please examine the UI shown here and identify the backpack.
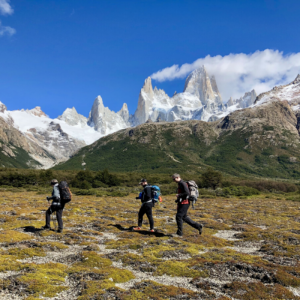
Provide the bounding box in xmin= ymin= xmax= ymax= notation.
xmin=58 ymin=181 xmax=72 ymax=204
xmin=186 ymin=180 xmax=199 ymax=209
xmin=151 ymin=185 xmax=161 ymax=203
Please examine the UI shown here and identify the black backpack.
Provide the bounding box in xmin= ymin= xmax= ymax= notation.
xmin=58 ymin=181 xmax=72 ymax=204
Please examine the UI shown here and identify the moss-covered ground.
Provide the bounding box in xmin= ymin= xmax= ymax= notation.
xmin=0 ymin=190 xmax=300 ymax=299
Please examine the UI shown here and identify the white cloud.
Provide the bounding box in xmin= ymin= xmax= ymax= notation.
xmin=151 ymin=49 xmax=300 ymax=101
xmin=0 ymin=20 xmax=15 ymax=36
xmin=0 ymin=0 xmax=13 ymax=15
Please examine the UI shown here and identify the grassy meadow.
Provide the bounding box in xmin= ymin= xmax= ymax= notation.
xmin=0 ymin=185 xmax=300 ymax=299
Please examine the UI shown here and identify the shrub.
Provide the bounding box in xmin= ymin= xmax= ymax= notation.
xmin=201 ymin=168 xmax=222 ymax=190
xmin=222 ymin=186 xmax=260 ymax=197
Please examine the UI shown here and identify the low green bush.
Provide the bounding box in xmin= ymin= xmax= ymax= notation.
xmin=222 ymin=186 xmax=260 ymax=197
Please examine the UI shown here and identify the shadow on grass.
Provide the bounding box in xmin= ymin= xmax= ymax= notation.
xmin=22 ymin=226 xmax=43 ymax=233
xmin=22 ymin=226 xmax=60 ymax=235
xmin=109 ymin=224 xmax=172 ymax=238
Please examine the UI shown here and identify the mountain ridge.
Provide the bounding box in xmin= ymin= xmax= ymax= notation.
xmin=1 ymin=69 xmax=299 ymax=169
xmin=54 ymin=97 xmax=300 ymax=180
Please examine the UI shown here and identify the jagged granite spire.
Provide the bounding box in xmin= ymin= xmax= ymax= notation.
xmin=183 ymin=65 xmax=222 ymax=106
xmin=88 ymin=96 xmax=129 ymax=135
xmin=133 ymin=77 xmax=154 ymax=125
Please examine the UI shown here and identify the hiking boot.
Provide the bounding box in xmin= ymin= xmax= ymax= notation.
xmin=176 ymin=230 xmax=183 ymax=237
xmin=198 ymin=224 xmax=203 ymax=235
xmin=149 ymin=229 xmax=155 ymax=233
xmin=41 ymin=225 xmax=50 ymax=230
xmin=133 ymin=227 xmax=141 ymax=231
xmin=57 ymin=228 xmax=63 ymax=233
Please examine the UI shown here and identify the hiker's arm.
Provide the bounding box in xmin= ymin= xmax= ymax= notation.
xmin=46 ymin=197 xmax=52 ymax=206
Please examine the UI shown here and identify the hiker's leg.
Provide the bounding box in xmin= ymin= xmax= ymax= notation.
xmin=56 ymin=207 xmax=64 ymax=230
xmin=176 ymin=204 xmax=187 ymax=235
xmin=182 ymin=203 xmax=200 ymax=229
xmin=45 ymin=207 xmax=52 ymax=228
xmin=145 ymin=203 xmax=154 ymax=230
xmin=138 ymin=205 xmax=146 ymax=227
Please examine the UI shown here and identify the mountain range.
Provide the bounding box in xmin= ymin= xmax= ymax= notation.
xmin=54 ymin=74 xmax=300 ymax=179
xmin=1 ymin=66 xmax=299 ymax=171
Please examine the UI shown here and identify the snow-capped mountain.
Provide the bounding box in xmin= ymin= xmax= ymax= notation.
xmin=132 ymin=66 xmax=256 ymax=123
xmin=57 ymin=107 xmax=88 ymax=127
xmin=254 ymin=74 xmax=300 ymax=110
xmin=0 ymin=106 xmax=95 ymax=168
xmin=183 ymin=66 xmax=222 ymax=106
xmin=0 ymin=95 xmax=132 ymax=168
xmin=3 ymin=66 xmax=297 ymax=169
xmin=87 ymin=96 xmax=130 ymax=135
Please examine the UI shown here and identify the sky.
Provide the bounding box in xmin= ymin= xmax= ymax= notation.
xmin=0 ymin=0 xmax=300 ymax=118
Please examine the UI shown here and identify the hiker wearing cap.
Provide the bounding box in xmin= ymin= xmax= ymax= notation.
xmin=133 ymin=179 xmax=155 ymax=232
xmin=41 ymin=179 xmax=64 ymax=233
xmin=172 ymin=173 xmax=202 ymax=236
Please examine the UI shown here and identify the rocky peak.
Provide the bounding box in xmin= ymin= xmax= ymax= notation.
xmin=133 ymin=78 xmax=156 ymax=125
xmin=88 ymin=96 xmax=129 ymax=134
xmin=293 ymin=74 xmax=300 ymax=84
xmin=239 ymin=90 xmax=257 ymax=108
xmin=142 ymin=77 xmax=154 ymax=97
xmin=254 ymin=75 xmax=300 ymax=108
xmin=57 ymin=107 xmax=87 ymax=127
xmin=227 ymin=97 xmax=234 ymax=107
xmin=26 ymin=106 xmax=47 ymax=117
xmin=183 ymin=65 xmax=222 ymax=106
xmin=87 ymin=96 xmax=106 ymax=131
xmin=117 ymin=103 xmax=130 ymax=123
xmin=210 ymin=75 xmax=221 ymax=96
xmin=0 ymin=101 xmax=7 ymax=113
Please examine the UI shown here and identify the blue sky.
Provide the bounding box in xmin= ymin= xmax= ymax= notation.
xmin=0 ymin=0 xmax=300 ymax=118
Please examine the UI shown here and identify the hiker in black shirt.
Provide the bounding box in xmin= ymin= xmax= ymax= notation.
xmin=172 ymin=173 xmax=202 ymax=236
xmin=133 ymin=178 xmax=155 ymax=232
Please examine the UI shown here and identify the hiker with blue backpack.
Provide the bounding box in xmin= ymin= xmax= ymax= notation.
xmin=172 ymin=173 xmax=203 ymax=237
xmin=133 ymin=178 xmax=160 ymax=233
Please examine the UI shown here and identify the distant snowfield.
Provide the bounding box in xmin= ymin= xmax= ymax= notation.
xmin=2 ymin=110 xmax=102 ymax=145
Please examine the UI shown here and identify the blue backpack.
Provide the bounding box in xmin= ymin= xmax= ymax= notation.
xmin=151 ymin=185 xmax=161 ymax=202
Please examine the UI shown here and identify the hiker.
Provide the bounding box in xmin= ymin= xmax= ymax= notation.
xmin=172 ymin=173 xmax=203 ymax=236
xmin=41 ymin=179 xmax=64 ymax=233
xmin=133 ymin=178 xmax=155 ymax=232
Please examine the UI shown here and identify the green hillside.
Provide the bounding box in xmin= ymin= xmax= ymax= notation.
xmin=0 ymin=140 xmax=41 ymax=169
xmin=54 ymin=100 xmax=300 ymax=180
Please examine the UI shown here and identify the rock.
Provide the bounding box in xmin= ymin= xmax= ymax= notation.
xmin=58 ymin=107 xmax=88 ymax=127
xmin=0 ymin=101 xmax=7 ymax=113
xmin=184 ymin=66 xmax=222 ymax=106
xmin=25 ymin=106 xmax=47 ymax=117
xmin=87 ymin=96 xmax=129 ymax=135
xmin=133 ymin=77 xmax=156 ymax=125
xmin=226 ymin=90 xmax=257 ymax=109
